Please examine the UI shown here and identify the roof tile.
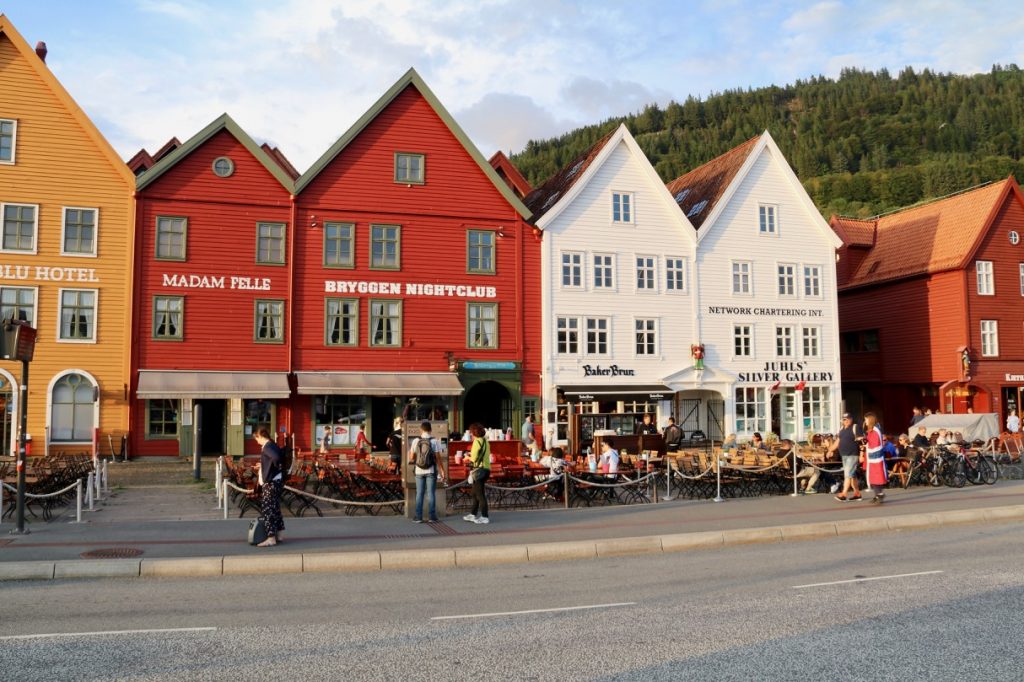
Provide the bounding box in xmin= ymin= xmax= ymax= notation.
xmin=665 ymin=136 xmax=759 ymax=228
xmin=523 ymin=128 xmax=617 ymax=219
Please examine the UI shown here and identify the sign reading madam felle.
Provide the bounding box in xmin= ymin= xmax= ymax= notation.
xmin=161 ymin=274 xmax=271 ymax=290
xmin=737 ymin=361 xmax=833 ymax=383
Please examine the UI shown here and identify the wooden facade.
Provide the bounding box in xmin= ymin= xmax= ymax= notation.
xmin=0 ymin=16 xmax=135 ymax=457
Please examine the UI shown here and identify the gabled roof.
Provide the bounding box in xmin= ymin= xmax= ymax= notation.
xmin=153 ymin=137 xmax=182 ymax=162
xmin=135 ymin=113 xmax=295 ymax=192
xmin=0 ymin=14 xmax=134 ymax=187
xmin=294 ymin=68 xmax=531 ymax=220
xmin=835 ymin=179 xmax=1017 ymax=290
xmin=488 ymin=151 xmax=532 ymax=198
xmin=127 ymin=148 xmax=154 ymax=175
xmin=830 ymin=216 xmax=876 ymax=247
xmin=665 ymin=136 xmax=759 ymax=229
xmin=522 ymin=127 xmax=616 ymax=220
xmin=261 ymin=143 xmax=300 ymax=180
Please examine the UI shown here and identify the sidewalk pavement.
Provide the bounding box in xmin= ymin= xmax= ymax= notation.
xmin=1 ymin=479 xmax=1022 ymax=580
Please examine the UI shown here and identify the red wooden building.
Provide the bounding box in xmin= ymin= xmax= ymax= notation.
xmin=130 ymin=115 xmax=298 ymax=457
xmin=833 ymin=177 xmax=1024 ymax=429
xmin=289 ymin=69 xmax=540 ymax=452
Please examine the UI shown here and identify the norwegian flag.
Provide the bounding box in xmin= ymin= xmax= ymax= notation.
xmin=794 ymin=380 xmax=807 ymax=391
xmin=769 ymin=380 xmax=781 ymax=394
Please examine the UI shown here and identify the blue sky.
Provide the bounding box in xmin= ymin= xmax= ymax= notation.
xmin=3 ymin=1 xmax=1022 ymax=170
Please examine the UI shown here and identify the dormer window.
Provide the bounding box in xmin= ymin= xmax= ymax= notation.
xmin=395 ymin=153 xmax=424 ymax=184
xmin=759 ymin=204 xmax=777 ymax=235
xmin=612 ymin=192 xmax=633 ymax=223
xmin=0 ymin=119 xmax=16 ymax=163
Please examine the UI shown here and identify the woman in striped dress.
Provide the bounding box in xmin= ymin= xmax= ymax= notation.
xmin=863 ymin=412 xmax=888 ymax=504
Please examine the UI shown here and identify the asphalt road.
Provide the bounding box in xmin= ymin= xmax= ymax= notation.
xmin=1 ymin=521 xmax=1021 ymax=681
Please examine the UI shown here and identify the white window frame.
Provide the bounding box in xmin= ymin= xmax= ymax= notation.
xmin=593 ymin=253 xmax=615 ymax=290
xmin=0 ymin=118 xmax=17 ymax=164
xmin=735 ymin=386 xmax=767 ymax=434
xmin=561 ymin=251 xmax=583 ymax=289
xmin=60 ymin=206 xmax=100 ymax=257
xmin=801 ymin=386 xmax=832 ymax=433
xmin=802 ymin=326 xmax=821 ymax=359
xmin=803 ymin=264 xmax=822 ymax=298
xmin=0 ymin=285 xmax=37 ymax=326
xmin=634 ymin=318 xmax=657 ymax=356
xmin=732 ymin=260 xmax=752 ymax=296
xmin=777 ymin=263 xmax=796 ymax=298
xmin=635 ymin=255 xmax=657 ymax=293
xmin=46 ymin=368 xmax=100 ymax=445
xmin=56 ymin=288 xmax=99 ymax=344
xmin=611 ymin=192 xmax=634 ymax=224
xmin=665 ymin=256 xmax=686 ymax=293
xmin=733 ymin=323 xmax=753 ymax=359
xmin=981 ymin=319 xmax=999 ymax=357
xmin=976 ymin=260 xmax=994 ymax=296
xmin=584 ymin=317 xmax=611 ymax=356
xmin=467 ymin=301 xmax=498 ymax=349
xmin=1 ymin=202 xmax=39 ymax=255
xmin=556 ymin=316 xmax=580 ymax=355
xmin=759 ymin=204 xmax=778 ymax=235
xmin=775 ymin=325 xmax=794 ymax=358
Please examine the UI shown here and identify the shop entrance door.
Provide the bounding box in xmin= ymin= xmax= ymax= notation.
xmin=678 ymin=399 xmax=701 ymax=433
xmin=371 ymin=397 xmax=394 ymax=450
xmin=707 ymin=399 xmax=724 ymax=441
xmin=0 ymin=377 xmax=11 ymax=456
xmin=195 ymin=399 xmax=226 ymax=455
xmin=464 ymin=381 xmax=512 ymax=432
xmin=781 ymin=389 xmax=798 ymax=440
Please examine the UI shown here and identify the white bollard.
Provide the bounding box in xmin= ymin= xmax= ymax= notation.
xmin=76 ymin=478 xmax=83 ymax=523
xmin=215 ymin=457 xmax=223 ymax=507
xmin=222 ymin=480 xmax=229 ymax=520
xmin=103 ymin=460 xmax=110 ymax=494
xmin=87 ymin=472 xmax=95 ymax=510
xmin=94 ymin=467 xmax=102 ymax=502
xmin=0 ymin=480 xmax=4 ymax=528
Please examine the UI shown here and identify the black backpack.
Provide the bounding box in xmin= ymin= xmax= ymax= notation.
xmin=414 ymin=437 xmax=435 ymax=469
xmin=665 ymin=425 xmax=682 ymax=445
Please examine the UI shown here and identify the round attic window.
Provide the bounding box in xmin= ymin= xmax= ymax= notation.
xmin=212 ymin=156 xmax=235 ymax=178
xmin=1010 ymin=230 xmax=1020 ymax=245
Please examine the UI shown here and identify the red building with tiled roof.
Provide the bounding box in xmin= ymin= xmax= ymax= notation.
xmin=834 ymin=178 xmax=1024 ymax=428
xmin=488 ymin=151 xmax=532 ymax=199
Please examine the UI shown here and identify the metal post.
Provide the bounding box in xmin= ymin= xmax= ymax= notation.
xmin=214 ymin=457 xmax=223 ymax=509
xmin=0 ymin=479 xmax=4 ymax=528
xmin=791 ymin=452 xmax=799 ymax=497
xmin=103 ymin=460 xmax=109 ymax=494
xmin=665 ymin=458 xmax=672 ymax=501
xmin=193 ymin=403 xmax=203 ymax=481
xmin=12 ymin=358 xmax=29 ymax=534
xmin=87 ymin=472 xmax=94 ymax=510
xmin=713 ymin=452 xmax=724 ymax=503
xmin=94 ymin=465 xmax=102 ymax=502
xmin=222 ymin=480 xmax=229 ymax=520
xmin=75 ymin=478 xmax=82 ymax=523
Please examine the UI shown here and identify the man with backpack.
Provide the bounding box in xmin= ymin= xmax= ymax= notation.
xmin=408 ymin=421 xmax=445 ymax=523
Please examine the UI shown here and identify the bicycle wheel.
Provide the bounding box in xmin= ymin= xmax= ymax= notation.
xmin=979 ymin=457 xmax=998 ymax=485
xmin=948 ymin=460 xmax=967 ymax=488
xmin=966 ymin=457 xmax=984 ymax=485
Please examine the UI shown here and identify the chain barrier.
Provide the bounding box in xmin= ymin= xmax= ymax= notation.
xmin=564 ymin=471 xmax=659 ymax=489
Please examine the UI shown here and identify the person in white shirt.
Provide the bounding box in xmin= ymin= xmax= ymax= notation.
xmin=407 ymin=421 xmax=446 ymax=523
xmin=1007 ymin=409 xmax=1019 ymax=434
xmin=598 ymin=441 xmax=620 ymax=475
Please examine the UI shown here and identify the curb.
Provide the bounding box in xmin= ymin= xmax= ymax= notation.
xmin=1 ymin=504 xmax=1019 ymax=581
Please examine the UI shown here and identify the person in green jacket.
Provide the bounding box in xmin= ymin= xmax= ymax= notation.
xmin=463 ymin=422 xmax=491 ymax=525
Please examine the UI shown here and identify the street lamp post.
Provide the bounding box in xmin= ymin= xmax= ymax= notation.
xmin=2 ymin=319 xmax=37 ymax=535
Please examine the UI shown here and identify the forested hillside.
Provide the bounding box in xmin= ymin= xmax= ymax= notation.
xmin=510 ymin=66 xmax=1024 ymax=219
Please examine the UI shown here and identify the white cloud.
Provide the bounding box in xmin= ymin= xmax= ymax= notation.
xmin=455 ymin=92 xmax=574 ymax=156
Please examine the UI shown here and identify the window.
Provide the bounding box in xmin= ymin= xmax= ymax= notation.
xmin=146 ymin=399 xmax=179 ymax=439
xmin=468 ymin=302 xmax=498 ymax=349
xmin=803 ymin=265 xmax=822 ymax=297
xmin=1019 ymin=263 xmax=1024 ymax=296
xmin=593 ymin=254 xmax=614 ymax=288
xmin=585 ymin=317 xmax=609 ymax=355
xmin=776 ymin=325 xmax=794 ymax=357
xmin=523 ymin=397 xmax=539 ymax=423
xmin=51 ymin=373 xmax=95 ymax=442
xmin=156 ymin=216 xmax=187 ymax=260
xmin=59 ymin=289 xmax=96 ymax=341
xmin=612 ymin=192 xmax=633 ymax=223
xmin=666 ymin=257 xmax=686 ymax=292
xmin=732 ymin=261 xmax=752 ymax=295
xmin=256 ymin=222 xmax=286 ymax=264
xmin=2 ymin=203 xmax=37 ymax=252
xmin=735 ymin=387 xmax=767 ymax=434
xmin=777 ymin=264 xmax=795 ymax=296
xmin=636 ymin=256 xmax=655 ymax=291
xmin=370 ymin=299 xmax=402 ymax=347
xmin=0 ymin=287 xmax=35 ymax=325
xmin=561 ymin=252 xmax=582 ymax=287
xmin=254 ymin=299 xmax=284 ymax=343
xmin=842 ymin=329 xmax=880 ymax=353
xmin=325 ymin=298 xmax=358 ymax=346
xmin=370 ymin=224 xmax=401 ymax=270
xmin=976 ymin=260 xmax=994 ymax=295
xmin=62 ymin=207 xmax=97 ymax=256
xmin=557 ymin=317 xmax=579 ymax=354
xmin=467 ymin=230 xmax=495 ymax=274
xmin=635 ymin=318 xmax=656 ymax=355
xmin=802 ymin=326 xmax=821 ymax=358
xmin=324 ymin=222 xmax=354 ymax=268
xmin=759 ymin=205 xmax=777 ymax=234
xmin=733 ymin=324 xmax=752 ymax=357
xmin=153 ymin=296 xmax=183 ymax=340
xmin=981 ymin=320 xmax=999 ymax=356
xmin=211 ymin=156 xmax=235 ymax=177
xmin=314 ymin=396 xmax=366 ymax=447
xmin=0 ymin=119 xmax=16 ymax=163
xmin=801 ymin=386 xmax=831 ymax=433
xmin=394 ymin=153 xmax=425 ymax=184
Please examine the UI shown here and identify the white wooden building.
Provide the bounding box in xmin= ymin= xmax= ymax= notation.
xmin=526 ymin=124 xmax=698 ymax=450
xmin=665 ymin=131 xmax=843 ymax=441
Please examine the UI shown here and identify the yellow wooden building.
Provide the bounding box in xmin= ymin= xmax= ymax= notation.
xmin=0 ymin=16 xmax=134 ymax=456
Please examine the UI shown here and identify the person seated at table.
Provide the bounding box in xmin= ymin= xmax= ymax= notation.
xmin=791 ymin=441 xmax=822 ymax=494
xmin=636 ymin=413 xmax=658 ymax=436
xmin=540 ymin=447 xmax=569 ymax=500
xmin=912 ymin=426 xmax=930 ymax=449
xmin=935 ymin=429 xmax=951 ymax=445
xmin=750 ymin=432 xmax=768 ymax=451
xmin=721 ymin=433 xmax=738 ymax=452
xmin=881 ymin=434 xmax=899 ymax=459
xmin=598 ymin=440 xmax=620 ymax=476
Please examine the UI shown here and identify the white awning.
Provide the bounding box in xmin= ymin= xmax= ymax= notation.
xmin=137 ymin=371 xmax=291 ymax=399
xmin=294 ymin=371 xmax=464 ymax=396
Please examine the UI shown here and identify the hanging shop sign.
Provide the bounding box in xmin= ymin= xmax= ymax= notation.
xmin=462 ymin=361 xmax=517 ymax=370
xmin=706 ymin=305 xmax=824 ymax=318
xmin=161 ymin=273 xmax=272 ymax=290
xmin=324 ymin=280 xmax=497 ymax=298
xmin=0 ymin=265 xmax=100 ymax=282
xmin=737 ymin=361 xmax=834 ymax=383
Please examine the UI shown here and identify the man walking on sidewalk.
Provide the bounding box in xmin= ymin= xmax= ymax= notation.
xmin=833 ymin=413 xmax=864 ymax=502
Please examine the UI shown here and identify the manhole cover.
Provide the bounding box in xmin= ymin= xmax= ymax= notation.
xmin=80 ymin=547 xmax=144 ymax=559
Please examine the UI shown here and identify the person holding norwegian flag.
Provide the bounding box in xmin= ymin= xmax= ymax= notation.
xmin=863 ymin=412 xmax=888 ymax=504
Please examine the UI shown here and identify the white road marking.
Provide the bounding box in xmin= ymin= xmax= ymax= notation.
xmin=792 ymin=570 xmax=943 ymax=589
xmin=432 ymin=602 xmax=636 ymax=621
xmin=0 ymin=627 xmax=217 ymax=641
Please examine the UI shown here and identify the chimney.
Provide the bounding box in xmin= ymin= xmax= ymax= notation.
xmin=34 ymin=41 xmax=47 ymax=63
